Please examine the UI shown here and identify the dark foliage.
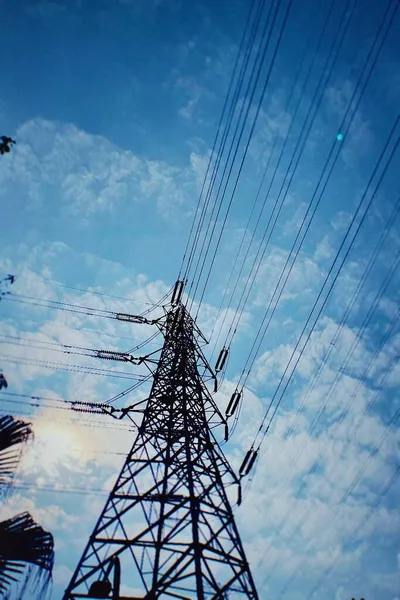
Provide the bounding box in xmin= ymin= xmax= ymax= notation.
xmin=0 ymin=512 xmax=54 ymax=596
xmin=0 ymin=374 xmax=7 ymax=390
xmin=0 ymin=416 xmax=33 ymax=494
xmin=0 ymin=136 xmax=16 ymax=155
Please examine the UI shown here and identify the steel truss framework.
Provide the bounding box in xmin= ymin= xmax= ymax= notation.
xmin=63 ymin=304 xmax=259 ymax=599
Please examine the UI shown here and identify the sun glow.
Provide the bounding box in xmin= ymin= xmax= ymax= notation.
xmin=35 ymin=419 xmax=77 ymax=465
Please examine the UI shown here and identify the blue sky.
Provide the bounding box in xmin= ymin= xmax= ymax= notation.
xmin=0 ymin=0 xmax=399 ymax=598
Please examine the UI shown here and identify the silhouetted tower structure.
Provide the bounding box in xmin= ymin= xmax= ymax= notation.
xmin=64 ymin=302 xmax=258 ymax=599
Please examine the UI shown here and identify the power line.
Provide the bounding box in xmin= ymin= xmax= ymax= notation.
xmin=284 ymin=262 xmax=400 ymax=449
xmin=218 ymin=0 xmax=398 ymax=365
xmin=191 ymin=0 xmax=296 ymax=316
xmin=265 ymin=301 xmax=400 ymax=510
xmin=305 ymin=463 xmax=400 ymax=599
xmin=180 ymin=0 xmax=261 ymax=280
xmin=183 ymin=0 xmax=273 ymax=285
xmin=184 ymin=0 xmax=278 ymax=293
xmin=246 ymin=117 xmax=399 ymax=455
xmin=276 ymin=407 xmax=400 ymax=598
xmin=228 ymin=190 xmax=400 ymax=445
xmin=0 ymin=330 xmax=161 ymax=357
xmin=226 ymin=0 xmax=387 ymax=367
xmin=3 ymin=290 xmax=168 ymax=321
xmin=0 ymin=354 xmax=149 ymax=381
xmin=11 ymin=482 xmax=111 ymax=497
xmin=3 ymin=293 xmax=124 ymax=320
xmin=257 ymin=319 xmax=400 ymax=590
xmin=35 ymin=278 xmax=162 ymax=307
xmin=207 ymin=0 xmax=332 ymax=358
xmin=235 ymin=0 xmax=400 ymax=388
xmin=0 ymin=406 xmax=134 ymax=432
xmin=18 ymin=318 xmax=159 ymax=344
xmin=0 ymin=386 xmax=151 ymax=410
xmin=198 ymin=0 xmax=356 ymax=340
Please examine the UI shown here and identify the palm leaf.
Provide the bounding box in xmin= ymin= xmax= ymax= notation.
xmin=0 ymin=512 xmax=54 ymax=596
xmin=0 ymin=416 xmax=33 ymax=495
xmin=0 ymin=416 xmax=32 ymax=453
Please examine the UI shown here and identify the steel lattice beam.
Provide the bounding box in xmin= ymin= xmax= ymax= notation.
xmin=63 ymin=305 xmax=259 ymax=600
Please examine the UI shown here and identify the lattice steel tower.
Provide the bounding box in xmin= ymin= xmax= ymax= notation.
xmin=63 ymin=300 xmax=258 ymax=599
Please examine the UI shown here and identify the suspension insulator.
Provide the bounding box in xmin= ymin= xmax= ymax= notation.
xmin=169 ymin=306 xmax=182 ymax=335
xmin=214 ymin=377 xmax=218 ymax=393
xmin=171 ymin=280 xmax=184 ymax=305
xmin=237 ymin=482 xmax=242 ymax=506
xmin=71 ymin=401 xmax=108 ymax=414
xmin=225 ymin=391 xmax=241 ymax=417
xmin=71 ymin=400 xmax=110 ymax=414
xmin=244 ymin=450 xmax=258 ymax=476
xmin=224 ymin=423 xmax=229 ymax=442
xmin=239 ymin=449 xmax=253 ymax=476
xmin=215 ymin=347 xmax=229 ymax=373
xmin=116 ymin=313 xmax=144 ymax=324
xmin=96 ymin=350 xmax=130 ymax=362
xmin=170 ymin=306 xmax=183 ymax=333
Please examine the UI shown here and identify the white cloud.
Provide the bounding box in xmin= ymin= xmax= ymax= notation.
xmin=249 ymin=245 xmax=323 ymax=309
xmin=0 ymin=181 xmax=398 ymax=599
xmin=0 ymin=494 xmax=78 ymax=532
xmin=314 ymin=235 xmax=333 ymax=261
xmin=53 ymin=564 xmax=73 ymax=586
xmin=248 ymin=316 xmax=372 ymax=394
xmin=331 ymin=211 xmax=353 ymax=231
xmin=281 ymin=201 xmax=309 ymax=236
xmin=248 ymin=92 xmax=293 ymax=165
xmin=225 ymin=312 xmax=400 ymax=595
xmin=0 ymin=118 xmax=203 ymax=220
xmin=174 ymin=74 xmax=213 ymax=122
xmin=325 ymin=79 xmax=374 ymax=166
xmin=189 ymin=150 xmax=209 ymax=189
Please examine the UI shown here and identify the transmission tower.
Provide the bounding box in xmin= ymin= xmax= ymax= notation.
xmin=63 ymin=298 xmax=259 ymax=599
